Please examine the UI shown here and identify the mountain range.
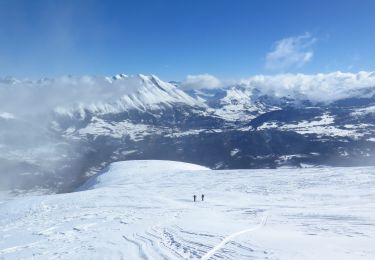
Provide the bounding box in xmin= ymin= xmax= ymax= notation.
xmin=0 ymin=73 xmax=374 ymax=192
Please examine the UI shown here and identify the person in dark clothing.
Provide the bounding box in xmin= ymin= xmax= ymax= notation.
xmin=193 ymin=195 xmax=196 ymax=202
xmin=201 ymin=194 xmax=204 ymax=201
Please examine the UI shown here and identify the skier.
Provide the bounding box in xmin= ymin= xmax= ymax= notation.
xmin=201 ymin=194 xmax=204 ymax=201
xmin=193 ymin=194 xmax=197 ymax=202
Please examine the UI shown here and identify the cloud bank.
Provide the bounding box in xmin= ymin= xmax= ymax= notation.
xmin=265 ymin=32 xmax=316 ymax=70
xmin=178 ymin=71 xmax=375 ymax=103
xmin=180 ymin=74 xmax=222 ymax=90
xmin=241 ymin=71 xmax=375 ymax=102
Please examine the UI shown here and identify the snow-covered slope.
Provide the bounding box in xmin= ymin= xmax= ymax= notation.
xmin=211 ymin=86 xmax=279 ymax=122
xmin=1 ymin=160 xmax=374 ymax=259
xmin=79 ymin=160 xmax=209 ymax=190
xmin=54 ymin=74 xmax=204 ymax=117
xmin=185 ymin=86 xmax=281 ymax=122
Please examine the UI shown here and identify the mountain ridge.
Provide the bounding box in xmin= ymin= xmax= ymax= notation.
xmin=0 ymin=73 xmax=374 ymax=192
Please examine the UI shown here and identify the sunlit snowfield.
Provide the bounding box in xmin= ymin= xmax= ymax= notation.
xmin=1 ymin=160 xmax=374 ymax=259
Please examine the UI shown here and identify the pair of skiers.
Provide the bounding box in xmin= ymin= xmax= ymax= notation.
xmin=193 ymin=194 xmax=204 ymax=202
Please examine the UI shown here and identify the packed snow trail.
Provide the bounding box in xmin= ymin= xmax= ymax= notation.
xmin=201 ymin=213 xmax=268 ymax=260
xmin=1 ymin=161 xmax=375 ymax=259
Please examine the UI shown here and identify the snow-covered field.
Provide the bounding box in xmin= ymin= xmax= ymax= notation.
xmin=1 ymin=160 xmax=375 ymax=259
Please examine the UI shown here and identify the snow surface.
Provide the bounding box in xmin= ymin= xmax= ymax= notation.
xmin=76 ymin=117 xmax=159 ymax=141
xmin=351 ymin=105 xmax=375 ymax=116
xmin=1 ymin=160 xmax=375 ymax=259
xmin=258 ymin=113 xmax=370 ymax=139
xmin=212 ymin=87 xmax=279 ymax=122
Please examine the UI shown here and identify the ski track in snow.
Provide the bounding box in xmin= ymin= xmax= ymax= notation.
xmin=0 ymin=160 xmax=375 ymax=259
xmin=201 ymin=213 xmax=268 ymax=260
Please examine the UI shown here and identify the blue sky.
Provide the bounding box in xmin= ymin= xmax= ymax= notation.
xmin=0 ymin=0 xmax=374 ymax=80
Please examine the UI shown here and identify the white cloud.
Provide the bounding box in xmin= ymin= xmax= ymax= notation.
xmin=178 ymin=71 xmax=375 ymax=103
xmin=0 ymin=112 xmax=15 ymax=120
xmin=179 ymin=71 xmax=375 ymax=103
xmin=240 ymin=71 xmax=375 ymax=103
xmin=180 ymin=74 xmax=222 ymax=90
xmin=265 ymin=33 xmax=316 ymax=70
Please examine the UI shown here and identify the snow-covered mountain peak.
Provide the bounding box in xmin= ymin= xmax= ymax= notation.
xmin=0 ymin=76 xmax=21 ymax=85
xmin=52 ymin=74 xmax=205 ymax=118
xmin=111 ymin=73 xmax=129 ymax=81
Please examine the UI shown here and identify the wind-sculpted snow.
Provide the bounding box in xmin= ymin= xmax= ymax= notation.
xmin=0 ymin=160 xmax=374 ymax=259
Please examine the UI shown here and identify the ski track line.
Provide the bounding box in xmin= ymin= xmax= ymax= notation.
xmin=201 ymin=213 xmax=268 ymax=260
